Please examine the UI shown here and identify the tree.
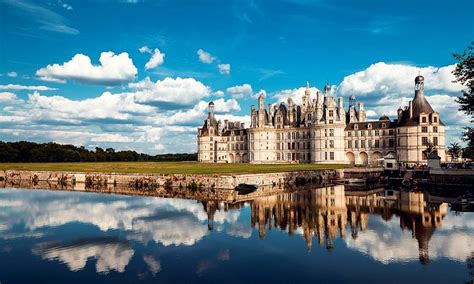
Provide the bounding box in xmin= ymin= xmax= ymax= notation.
xmin=452 ymin=42 xmax=474 ymax=157
xmin=447 ymin=142 xmax=462 ymax=160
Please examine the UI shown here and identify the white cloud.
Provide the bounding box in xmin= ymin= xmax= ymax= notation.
xmin=226 ymin=83 xmax=252 ymax=99
xmin=345 ymin=215 xmax=474 ymax=264
xmin=27 ymin=91 xmax=155 ymax=123
xmin=214 ymin=90 xmax=224 ymax=97
xmin=6 ymin=71 xmax=17 ymax=77
xmin=337 ymin=62 xmax=463 ymax=97
xmin=145 ymin=49 xmax=165 ymax=70
xmin=139 ymin=46 xmax=151 ymax=54
xmin=36 ymin=240 xmax=134 ymax=273
xmin=0 ymin=84 xmax=57 ymax=91
xmin=130 ymin=77 xmax=210 ymax=107
xmin=0 ymin=92 xmax=23 ymax=104
xmin=3 ymin=0 xmax=79 ymax=35
xmin=197 ymin=49 xmax=216 ymax=64
xmin=36 ymin=52 xmax=138 ymax=85
xmin=272 ymin=86 xmax=320 ymax=105
xmin=156 ymin=98 xmax=241 ymax=126
xmin=143 ymin=255 xmax=161 ymax=275
xmin=218 ymin=63 xmax=231 ymax=75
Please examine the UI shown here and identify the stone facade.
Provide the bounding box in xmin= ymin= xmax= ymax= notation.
xmin=198 ymin=76 xmax=445 ymax=165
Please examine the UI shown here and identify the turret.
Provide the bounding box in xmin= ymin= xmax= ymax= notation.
xmin=397 ymin=107 xmax=403 ymax=121
xmin=324 ymin=84 xmax=331 ymax=96
xmin=409 ymin=101 xmax=413 ymax=118
xmin=357 ymin=102 xmax=366 ymax=122
xmin=415 ymin=75 xmax=424 ymax=97
xmin=258 ymin=93 xmax=266 ymax=127
xmin=338 ymin=97 xmax=345 ymax=124
xmin=288 ymin=98 xmax=294 ymax=125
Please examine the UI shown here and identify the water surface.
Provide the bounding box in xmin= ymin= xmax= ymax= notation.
xmin=0 ymin=186 xmax=472 ymax=283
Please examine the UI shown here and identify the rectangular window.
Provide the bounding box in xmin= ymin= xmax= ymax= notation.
xmin=329 ymin=110 xmax=334 ymax=117
xmin=361 ymin=140 xmax=365 ymax=148
xmin=325 ymin=140 xmax=328 ymax=148
xmin=422 ymin=126 xmax=428 ymax=133
xmin=325 ymin=152 xmax=328 ymax=160
xmin=324 ymin=129 xmax=327 ymax=137
xmin=375 ymin=130 xmax=379 ymax=136
xmin=375 ymin=140 xmax=379 ymax=148
xmin=422 ymin=116 xmax=427 ymax=123
xmin=433 ymin=126 xmax=438 ymax=133
xmin=389 ymin=130 xmax=394 ymax=135
xmin=348 ymin=140 xmax=352 ymax=148
xmin=389 ymin=139 xmax=394 ymax=147
xmin=355 ymin=140 xmax=359 ymax=148
xmin=348 ymin=131 xmax=352 ymax=137
xmin=434 ymin=116 xmax=438 ymax=123
xmin=422 ymin=137 xmax=428 ymax=146
xmin=330 ymin=140 xmax=334 ymax=148
xmin=433 ymin=137 xmax=438 ymax=146
xmin=330 ymin=129 xmax=334 ymax=137
xmin=330 ymin=152 xmax=334 ymax=160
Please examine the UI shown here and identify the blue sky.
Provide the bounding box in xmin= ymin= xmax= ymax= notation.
xmin=0 ymin=0 xmax=473 ymax=154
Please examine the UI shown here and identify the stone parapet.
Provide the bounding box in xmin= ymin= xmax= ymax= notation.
xmin=2 ymin=169 xmax=342 ymax=190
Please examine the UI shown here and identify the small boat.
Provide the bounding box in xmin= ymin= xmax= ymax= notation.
xmin=336 ymin=178 xmax=366 ymax=185
xmin=234 ymin=183 xmax=257 ymax=195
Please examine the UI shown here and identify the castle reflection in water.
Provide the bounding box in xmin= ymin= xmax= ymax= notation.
xmin=203 ymin=185 xmax=447 ymax=264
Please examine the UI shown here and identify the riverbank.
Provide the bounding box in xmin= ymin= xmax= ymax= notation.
xmin=0 ymin=161 xmax=347 ymax=175
xmin=0 ymin=168 xmax=347 ymax=191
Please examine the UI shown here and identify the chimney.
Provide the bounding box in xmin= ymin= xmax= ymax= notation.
xmin=241 ymin=122 xmax=245 ymax=129
xmin=224 ymin=119 xmax=229 ymax=130
xmin=397 ymin=107 xmax=403 ymax=121
xmin=409 ymin=101 xmax=413 ymax=118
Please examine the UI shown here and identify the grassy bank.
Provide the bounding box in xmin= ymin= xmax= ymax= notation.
xmin=0 ymin=162 xmax=347 ymax=175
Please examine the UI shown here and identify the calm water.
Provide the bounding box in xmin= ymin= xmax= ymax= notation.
xmin=0 ymin=186 xmax=472 ymax=283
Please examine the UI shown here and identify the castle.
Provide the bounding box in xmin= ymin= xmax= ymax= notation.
xmin=197 ymin=75 xmax=445 ymax=165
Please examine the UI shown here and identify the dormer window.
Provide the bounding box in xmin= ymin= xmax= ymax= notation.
xmin=433 ymin=116 xmax=438 ymax=123
xmin=368 ymin=124 xmax=372 ymax=129
xmin=354 ymin=125 xmax=358 ymax=130
xmin=421 ymin=116 xmax=427 ymax=123
xmin=382 ymin=123 xmax=386 ymax=128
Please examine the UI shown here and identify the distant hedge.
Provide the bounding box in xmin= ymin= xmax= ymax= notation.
xmin=0 ymin=141 xmax=197 ymax=162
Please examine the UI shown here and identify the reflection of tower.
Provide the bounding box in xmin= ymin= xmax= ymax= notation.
xmin=398 ymin=191 xmax=448 ymax=265
xmin=202 ymin=200 xmax=218 ymax=231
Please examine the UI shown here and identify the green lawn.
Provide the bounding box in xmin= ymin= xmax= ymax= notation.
xmin=0 ymin=162 xmax=347 ymax=175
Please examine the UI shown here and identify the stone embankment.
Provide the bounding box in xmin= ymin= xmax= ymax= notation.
xmin=0 ymin=169 xmax=343 ymax=192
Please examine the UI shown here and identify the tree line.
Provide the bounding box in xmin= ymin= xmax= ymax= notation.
xmin=0 ymin=141 xmax=197 ymax=163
